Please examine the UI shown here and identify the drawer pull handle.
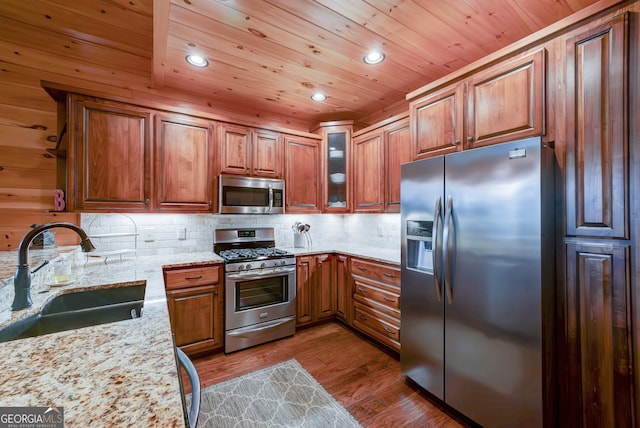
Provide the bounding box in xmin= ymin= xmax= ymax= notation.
xmin=356 ymin=266 xmax=368 ymax=271
xmin=383 ymin=327 xmax=394 ymax=334
xmin=357 ymin=288 xmax=367 ymax=293
xmin=383 ymin=273 xmax=396 ymax=278
xmin=383 ymin=297 xmax=395 ymax=302
xmin=358 ymin=315 xmax=368 ymax=321
xmin=185 ymin=275 xmax=203 ymax=280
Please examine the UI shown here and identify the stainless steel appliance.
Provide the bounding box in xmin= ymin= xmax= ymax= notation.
xmin=214 ymin=227 xmax=296 ymax=352
xmin=219 ymin=175 xmax=284 ymax=214
xmin=400 ymin=137 xmax=555 ymax=427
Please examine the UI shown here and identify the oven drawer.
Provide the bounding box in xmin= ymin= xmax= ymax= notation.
xmin=164 ymin=265 xmax=221 ymax=290
xmin=225 ymin=316 xmax=295 ymax=353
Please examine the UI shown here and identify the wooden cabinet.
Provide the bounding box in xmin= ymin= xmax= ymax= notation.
xmin=284 ymin=136 xmax=322 ymax=213
xmin=410 ymin=48 xmax=545 ymax=160
xmin=69 ymin=95 xmax=152 ymax=211
xmin=385 ymin=118 xmax=411 ymax=212
xmin=313 ymin=121 xmax=352 ymax=213
xmin=350 ymin=257 xmax=401 ymax=352
xmin=164 ymin=264 xmax=224 ymax=356
xmin=253 ymin=129 xmax=282 ymax=178
xmin=219 ymin=123 xmax=251 ymax=176
xmin=353 ymin=131 xmax=384 ymax=212
xmin=564 ymin=240 xmax=632 ymax=427
xmin=466 ymin=48 xmax=545 ymax=148
xmin=67 ymin=94 xmax=220 ymax=213
xmin=565 ymin=14 xmax=628 ymax=239
xmin=561 ymin=14 xmax=636 ymax=427
xmin=353 ymin=115 xmax=410 ymax=213
xmin=295 ymin=255 xmax=313 ymax=325
xmin=219 ymin=123 xmax=282 ymax=178
xmin=314 ymin=254 xmax=336 ymax=320
xmin=335 ymin=254 xmax=351 ymax=324
xmin=154 ymin=114 xmax=215 ymax=212
xmin=295 ymin=254 xmax=337 ymax=327
xmin=411 ymin=83 xmax=464 ymax=159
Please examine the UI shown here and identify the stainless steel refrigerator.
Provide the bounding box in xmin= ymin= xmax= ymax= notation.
xmin=400 ymin=137 xmax=555 ymax=427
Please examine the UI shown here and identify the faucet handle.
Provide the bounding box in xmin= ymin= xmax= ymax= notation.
xmin=31 ymin=260 xmax=50 ymax=274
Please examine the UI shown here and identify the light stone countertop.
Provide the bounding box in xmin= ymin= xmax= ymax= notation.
xmin=0 ymin=244 xmax=397 ymax=427
xmin=0 ymin=251 xmax=224 ymax=428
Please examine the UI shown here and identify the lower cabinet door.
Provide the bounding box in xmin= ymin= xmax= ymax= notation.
xmin=564 ymin=240 xmax=633 ymax=427
xmin=167 ymin=285 xmax=222 ymax=355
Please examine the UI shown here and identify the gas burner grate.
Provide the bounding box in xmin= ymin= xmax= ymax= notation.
xmin=218 ymin=247 xmax=291 ymax=261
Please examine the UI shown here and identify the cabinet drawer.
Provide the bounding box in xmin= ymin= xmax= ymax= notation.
xmin=351 ymin=258 xmax=400 ymax=286
xmin=353 ymin=279 xmax=400 ymax=310
xmin=164 ymin=265 xmax=221 ymax=290
xmin=353 ymin=301 xmax=400 ymax=351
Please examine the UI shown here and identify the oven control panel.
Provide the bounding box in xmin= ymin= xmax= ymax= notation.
xmin=225 ymin=256 xmax=295 ymax=273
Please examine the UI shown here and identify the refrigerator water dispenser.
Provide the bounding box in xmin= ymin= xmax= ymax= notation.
xmin=406 ymin=220 xmax=433 ymax=274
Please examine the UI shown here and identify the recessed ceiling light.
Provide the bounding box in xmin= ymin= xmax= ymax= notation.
xmin=363 ymin=51 xmax=385 ymax=65
xmin=185 ymin=54 xmax=209 ymax=68
xmin=311 ymin=93 xmax=326 ymax=101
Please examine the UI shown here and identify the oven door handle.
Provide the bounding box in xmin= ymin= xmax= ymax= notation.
xmin=226 ymin=316 xmax=295 ymax=336
xmin=226 ymin=266 xmax=296 ymax=280
xmin=268 ymin=184 xmax=273 ymax=213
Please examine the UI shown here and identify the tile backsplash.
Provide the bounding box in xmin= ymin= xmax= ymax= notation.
xmin=80 ymin=213 xmax=401 ymax=257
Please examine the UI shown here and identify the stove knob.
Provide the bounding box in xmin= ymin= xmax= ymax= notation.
xmin=239 ymin=264 xmax=245 ymax=271
xmin=261 ymin=262 xmax=267 ymax=268
xmin=280 ymin=260 xmax=287 ymax=266
xmin=246 ymin=264 xmax=252 ymax=270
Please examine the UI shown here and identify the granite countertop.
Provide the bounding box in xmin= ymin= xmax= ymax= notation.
xmin=0 ymin=250 xmax=224 ymax=427
xmin=0 ymin=244 xmax=397 ymax=426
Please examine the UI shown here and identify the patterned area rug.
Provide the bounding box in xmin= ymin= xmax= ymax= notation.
xmin=188 ymin=359 xmax=361 ymax=428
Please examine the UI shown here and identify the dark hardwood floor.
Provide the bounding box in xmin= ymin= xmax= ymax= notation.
xmin=191 ymin=322 xmax=464 ymax=427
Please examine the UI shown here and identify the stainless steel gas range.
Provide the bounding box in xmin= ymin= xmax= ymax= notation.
xmin=214 ymin=227 xmax=296 ymax=353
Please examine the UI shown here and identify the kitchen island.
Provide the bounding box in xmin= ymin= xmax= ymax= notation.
xmin=0 ymin=250 xmax=223 ymax=427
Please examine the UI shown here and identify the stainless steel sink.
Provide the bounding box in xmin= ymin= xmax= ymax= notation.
xmin=0 ymin=284 xmax=146 ymax=343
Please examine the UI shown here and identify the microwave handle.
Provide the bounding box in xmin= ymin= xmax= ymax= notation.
xmin=268 ymin=184 xmax=273 ymax=213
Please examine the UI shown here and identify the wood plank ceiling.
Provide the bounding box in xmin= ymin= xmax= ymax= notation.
xmin=154 ymin=0 xmax=600 ymax=126
xmin=0 ymin=0 xmax=602 ymax=133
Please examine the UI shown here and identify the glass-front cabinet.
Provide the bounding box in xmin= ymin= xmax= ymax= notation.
xmin=313 ymin=120 xmax=353 ymax=213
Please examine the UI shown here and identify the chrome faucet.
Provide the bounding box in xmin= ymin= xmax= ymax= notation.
xmin=12 ymin=222 xmax=95 ymax=311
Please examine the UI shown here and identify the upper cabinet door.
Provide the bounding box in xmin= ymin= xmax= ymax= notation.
xmin=154 ymin=114 xmax=215 ymax=212
xmin=321 ymin=124 xmax=352 ymax=213
xmin=219 ymin=123 xmax=251 ymax=176
xmin=385 ymin=118 xmax=411 ymax=212
xmin=253 ymin=129 xmax=282 ymax=178
xmin=354 ymin=131 xmax=384 ymax=212
xmin=467 ymin=48 xmax=545 ymax=149
xmin=284 ymin=136 xmax=322 ymax=213
xmin=73 ymin=96 xmax=152 ymax=211
xmin=411 ymin=83 xmax=464 ymax=160
xmin=565 ymin=14 xmax=628 ymax=239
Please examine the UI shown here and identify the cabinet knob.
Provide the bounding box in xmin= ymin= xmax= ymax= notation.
xmin=467 ymin=136 xmax=473 ymax=143
xmin=208 ymin=200 xmax=212 ymax=206
xmin=144 ymin=198 xmax=150 ymax=205
xmin=454 ymin=140 xmax=460 ymax=145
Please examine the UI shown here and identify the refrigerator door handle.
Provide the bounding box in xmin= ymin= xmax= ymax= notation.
xmin=443 ymin=195 xmax=454 ymax=304
xmin=432 ymin=196 xmax=442 ymax=302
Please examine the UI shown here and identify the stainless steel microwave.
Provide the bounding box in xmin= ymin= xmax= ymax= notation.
xmin=219 ymin=175 xmax=285 ymax=214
